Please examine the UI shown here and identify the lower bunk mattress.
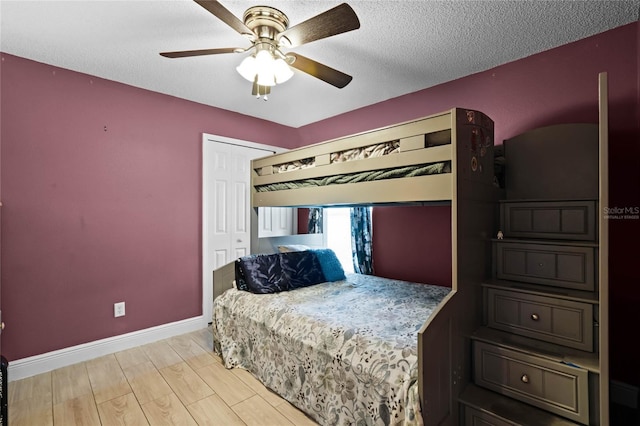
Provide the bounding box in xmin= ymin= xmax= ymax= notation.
xmin=212 ymin=273 xmax=450 ymax=425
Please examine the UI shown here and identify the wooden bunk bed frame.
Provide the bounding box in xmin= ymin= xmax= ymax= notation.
xmin=248 ymin=107 xmax=497 ymax=425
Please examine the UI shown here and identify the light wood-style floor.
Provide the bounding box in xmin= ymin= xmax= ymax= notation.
xmin=9 ymin=327 xmax=318 ymax=426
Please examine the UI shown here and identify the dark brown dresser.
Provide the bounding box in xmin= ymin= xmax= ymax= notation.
xmin=459 ymin=122 xmax=604 ymax=425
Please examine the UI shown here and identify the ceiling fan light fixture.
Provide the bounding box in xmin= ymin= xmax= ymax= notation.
xmin=237 ymin=47 xmax=293 ymax=89
xmin=236 ymin=55 xmax=258 ymax=82
xmin=254 ymin=49 xmax=276 ymax=87
xmin=256 ymin=71 xmax=276 ymax=87
xmin=273 ymin=57 xmax=294 ymax=84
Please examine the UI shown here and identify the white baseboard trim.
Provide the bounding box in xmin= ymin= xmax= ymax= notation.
xmin=8 ymin=315 xmax=207 ymax=382
xmin=611 ymin=380 xmax=639 ymax=409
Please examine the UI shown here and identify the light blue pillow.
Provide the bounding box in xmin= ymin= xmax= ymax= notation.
xmin=313 ymin=249 xmax=346 ymax=282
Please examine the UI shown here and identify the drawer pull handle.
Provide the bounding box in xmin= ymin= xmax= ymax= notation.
xmin=531 ymin=313 xmax=540 ymax=321
xmin=538 ymin=262 xmax=544 ymax=267
xmin=521 ymin=374 xmax=530 ymax=383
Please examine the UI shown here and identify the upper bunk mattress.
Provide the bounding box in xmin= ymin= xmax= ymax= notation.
xmin=251 ymin=108 xmax=495 ymax=207
xmin=212 ymin=273 xmax=451 ymax=426
xmin=255 ymin=161 xmax=450 ymax=193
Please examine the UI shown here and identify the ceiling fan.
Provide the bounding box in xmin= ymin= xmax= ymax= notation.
xmin=160 ymin=0 xmax=360 ymax=99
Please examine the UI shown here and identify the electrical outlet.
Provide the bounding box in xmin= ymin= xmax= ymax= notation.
xmin=114 ymin=302 xmax=125 ymax=317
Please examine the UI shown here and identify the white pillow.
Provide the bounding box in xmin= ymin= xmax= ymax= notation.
xmin=278 ymin=244 xmax=311 ymax=253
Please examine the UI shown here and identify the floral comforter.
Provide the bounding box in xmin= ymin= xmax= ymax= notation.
xmin=212 ymin=273 xmax=450 ymax=426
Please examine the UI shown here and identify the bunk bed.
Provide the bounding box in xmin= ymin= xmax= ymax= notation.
xmin=212 ymin=108 xmax=497 ymax=426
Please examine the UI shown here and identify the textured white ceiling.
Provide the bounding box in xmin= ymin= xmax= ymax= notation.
xmin=1 ymin=0 xmax=638 ymax=127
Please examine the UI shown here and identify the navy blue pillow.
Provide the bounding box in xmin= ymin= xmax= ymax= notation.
xmin=234 ymin=259 xmax=249 ymax=291
xmin=313 ymin=248 xmax=347 ymax=281
xmin=280 ymin=251 xmax=326 ymax=290
xmin=236 ymin=253 xmax=288 ymax=294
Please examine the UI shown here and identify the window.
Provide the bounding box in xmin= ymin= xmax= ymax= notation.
xmin=324 ymin=208 xmax=354 ymax=274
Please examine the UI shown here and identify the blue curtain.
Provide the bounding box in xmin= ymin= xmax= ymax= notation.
xmin=350 ymin=207 xmax=374 ymax=275
xmin=307 ymin=208 xmax=323 ymax=234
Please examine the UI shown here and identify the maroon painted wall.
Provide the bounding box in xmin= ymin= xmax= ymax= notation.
xmin=298 ymin=23 xmax=640 ymax=386
xmin=0 ymin=53 xmax=298 ymax=361
xmin=372 ymin=206 xmax=452 ymax=287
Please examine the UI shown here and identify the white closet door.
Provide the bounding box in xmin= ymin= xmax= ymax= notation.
xmin=203 ymin=136 xmax=276 ymax=323
xmin=228 ymin=144 xmax=262 ymax=260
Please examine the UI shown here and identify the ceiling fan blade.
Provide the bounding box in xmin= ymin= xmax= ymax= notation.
xmin=288 ymin=53 xmax=352 ymax=88
xmin=160 ymin=47 xmax=239 ymax=58
xmin=278 ymin=3 xmax=360 ymax=48
xmin=194 ymin=0 xmax=254 ymax=38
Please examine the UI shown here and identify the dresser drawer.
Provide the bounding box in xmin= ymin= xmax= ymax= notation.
xmin=463 ymin=406 xmax=513 ymax=426
xmin=473 ymin=341 xmax=589 ymax=424
xmin=486 ymin=287 xmax=594 ymax=351
xmin=495 ymin=241 xmax=596 ymax=291
xmin=500 ymin=200 xmax=596 ymax=241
